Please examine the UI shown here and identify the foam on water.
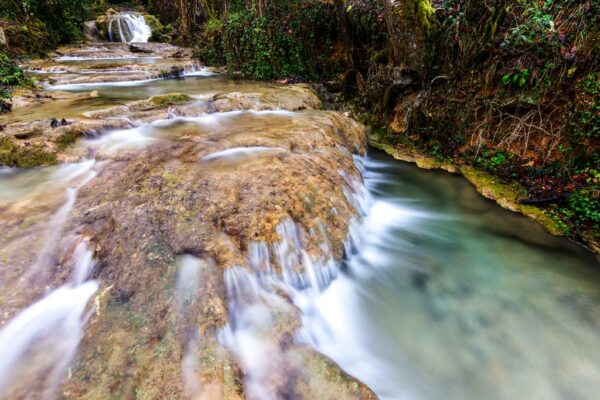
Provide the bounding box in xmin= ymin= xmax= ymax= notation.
xmin=202 ymin=146 xmax=286 ymax=161
xmin=183 ymin=66 xmax=219 ymax=77
xmin=82 ymin=125 xmax=159 ymax=153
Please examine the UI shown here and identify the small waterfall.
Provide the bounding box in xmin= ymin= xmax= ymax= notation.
xmin=183 ymin=65 xmax=218 ymax=77
xmin=217 ymin=217 xmax=352 ymax=398
xmin=108 ymin=13 xmax=152 ymax=43
xmin=0 ymin=241 xmax=99 ymax=400
xmin=218 ymin=266 xmax=297 ymax=400
xmin=215 ymin=156 xmax=435 ymax=398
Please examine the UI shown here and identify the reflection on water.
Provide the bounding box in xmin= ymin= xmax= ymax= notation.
xmin=305 ymin=150 xmax=600 ymax=400
xmin=51 ymin=75 xmax=264 ymax=100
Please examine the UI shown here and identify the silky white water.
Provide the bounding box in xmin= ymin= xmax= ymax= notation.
xmin=108 ymin=13 xmax=152 ymax=43
xmin=0 ymin=242 xmax=98 ymax=400
xmin=303 ymin=152 xmax=600 ymax=400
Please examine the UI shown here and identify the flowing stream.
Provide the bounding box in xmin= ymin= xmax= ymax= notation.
xmin=0 ymin=44 xmax=599 ymax=400
xmin=303 ymin=153 xmax=600 ymax=400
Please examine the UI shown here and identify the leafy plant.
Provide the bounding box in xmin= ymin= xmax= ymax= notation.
xmin=0 ymin=51 xmax=31 ymax=111
xmin=501 ymin=69 xmax=529 ymax=87
xmin=198 ymin=1 xmax=339 ymax=80
xmin=475 ymin=149 xmax=512 ymax=171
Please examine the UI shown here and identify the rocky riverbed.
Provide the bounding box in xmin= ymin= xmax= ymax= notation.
xmin=0 ymin=43 xmax=375 ymax=399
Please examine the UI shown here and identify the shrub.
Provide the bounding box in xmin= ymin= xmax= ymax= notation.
xmin=196 ymin=1 xmax=340 ymax=80
xmin=0 ymin=51 xmax=31 ymax=112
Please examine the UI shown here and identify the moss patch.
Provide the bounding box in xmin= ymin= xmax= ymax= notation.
xmin=149 ymin=93 xmax=192 ymax=107
xmin=54 ymin=130 xmax=81 ymax=150
xmin=460 ymin=166 xmax=566 ymax=237
xmin=143 ymin=14 xmax=166 ymax=42
xmin=369 ymin=136 xmax=457 ymax=173
xmin=0 ymin=137 xmax=57 ymax=167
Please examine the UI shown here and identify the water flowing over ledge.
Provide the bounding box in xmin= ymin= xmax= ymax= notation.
xmin=108 ymin=13 xmax=152 ymax=43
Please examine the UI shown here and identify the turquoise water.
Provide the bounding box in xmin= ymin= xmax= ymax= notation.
xmin=307 ymin=150 xmax=600 ymax=400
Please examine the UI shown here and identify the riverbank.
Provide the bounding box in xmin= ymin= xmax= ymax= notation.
xmin=369 ymin=135 xmax=600 ymax=255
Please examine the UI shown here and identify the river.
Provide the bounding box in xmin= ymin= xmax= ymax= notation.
xmin=0 ymin=38 xmax=599 ymax=400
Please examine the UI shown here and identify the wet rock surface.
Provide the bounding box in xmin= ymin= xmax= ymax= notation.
xmin=0 ymin=44 xmax=376 ymax=399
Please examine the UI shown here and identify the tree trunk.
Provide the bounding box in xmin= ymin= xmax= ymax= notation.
xmin=179 ymin=0 xmax=189 ymax=40
xmin=379 ymin=0 xmax=403 ymax=66
xmin=334 ymin=0 xmax=355 ymax=69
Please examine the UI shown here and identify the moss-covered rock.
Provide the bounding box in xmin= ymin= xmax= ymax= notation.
xmin=369 ymin=135 xmax=457 ymax=173
xmin=95 ymin=15 xmax=109 ymax=41
xmin=54 ymin=130 xmax=81 ymax=150
xmin=390 ymin=0 xmax=437 ymax=72
xmin=143 ymin=14 xmax=166 ymax=42
xmin=460 ymin=166 xmax=567 ymax=237
xmin=370 ymin=138 xmax=600 ymax=251
xmin=149 ymin=93 xmax=192 ymax=106
xmin=0 ymin=137 xmax=57 ymax=167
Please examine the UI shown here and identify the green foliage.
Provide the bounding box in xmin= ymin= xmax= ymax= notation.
xmin=1 ymin=0 xmax=95 ymax=53
xmin=194 ymin=18 xmax=225 ymax=66
xmin=196 ymin=1 xmax=339 ymax=80
xmin=546 ymin=171 xmax=600 ymax=238
xmin=501 ymin=2 xmax=555 ymax=50
xmin=581 ymin=72 xmax=600 ymax=96
xmin=0 ymin=51 xmax=31 ymax=111
xmin=567 ymin=186 xmax=600 ymax=226
xmin=474 ymin=149 xmax=512 ymax=171
xmin=0 ymin=53 xmax=26 ymax=97
xmin=501 ymin=69 xmax=529 ymax=87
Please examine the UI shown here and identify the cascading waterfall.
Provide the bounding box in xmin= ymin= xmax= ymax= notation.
xmin=215 ymin=165 xmax=374 ymax=399
xmin=25 ymin=161 xmax=97 ymax=285
xmin=214 ymin=153 xmax=439 ymax=399
xmin=108 ymin=13 xmax=152 ymax=43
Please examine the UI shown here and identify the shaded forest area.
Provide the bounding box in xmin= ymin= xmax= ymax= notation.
xmin=1 ymin=0 xmax=598 ymax=247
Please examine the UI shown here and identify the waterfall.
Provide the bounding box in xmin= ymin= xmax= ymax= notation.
xmin=108 ymin=13 xmax=152 ymax=43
